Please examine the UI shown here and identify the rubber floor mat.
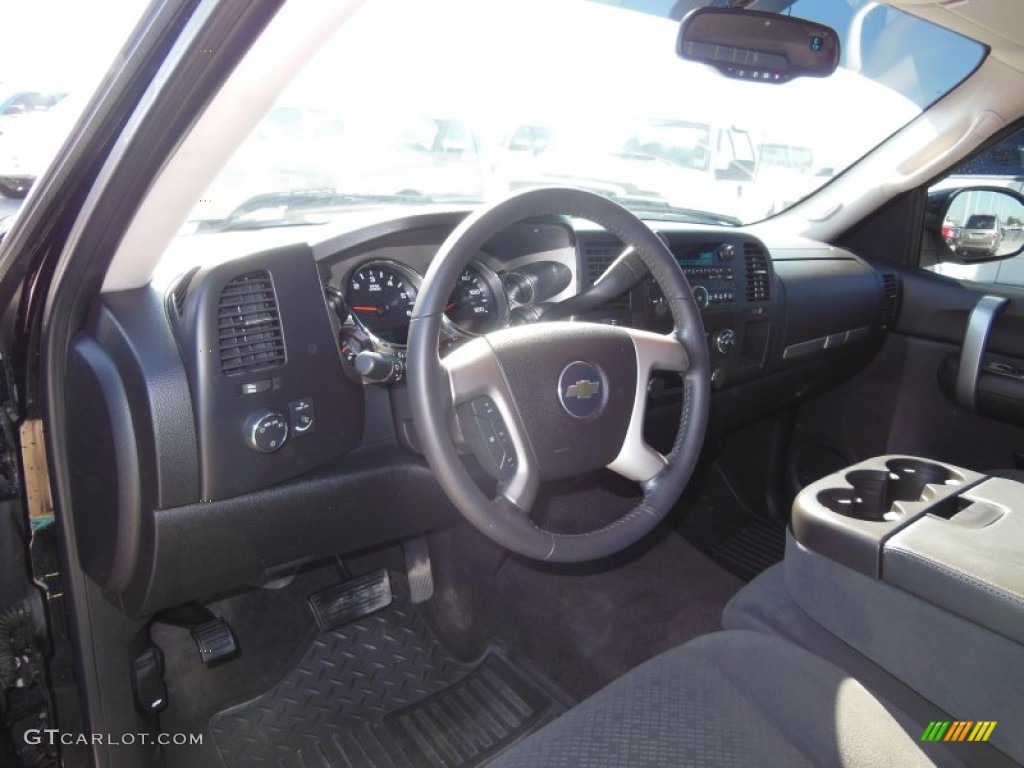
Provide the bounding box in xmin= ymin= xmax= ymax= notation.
xmin=209 ymin=575 xmax=567 ymax=767
xmin=706 ymin=518 xmax=786 ymax=582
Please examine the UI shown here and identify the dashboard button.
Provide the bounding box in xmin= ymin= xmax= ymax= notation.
xmin=239 ymin=379 xmax=272 ymax=395
xmin=245 ymin=409 xmax=289 ymax=453
xmin=290 ymin=398 xmax=315 ymax=436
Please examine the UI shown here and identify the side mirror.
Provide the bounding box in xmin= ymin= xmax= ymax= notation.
xmin=928 ymin=187 xmax=1024 ymax=264
xmin=677 ymin=8 xmax=840 ymax=84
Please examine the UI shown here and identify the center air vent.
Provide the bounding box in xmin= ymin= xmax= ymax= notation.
xmin=583 ymin=243 xmax=630 ymax=308
xmin=584 ymin=244 xmax=619 ymax=285
xmin=743 ymin=242 xmax=772 ymax=302
xmin=218 ymin=271 xmax=286 ymax=375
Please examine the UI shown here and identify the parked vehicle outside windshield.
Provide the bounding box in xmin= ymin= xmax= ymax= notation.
xmin=187 ymin=0 xmax=984 ymax=231
xmin=0 ymin=1 xmax=148 ymax=213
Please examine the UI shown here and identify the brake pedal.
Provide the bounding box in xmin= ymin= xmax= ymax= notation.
xmin=308 ymin=569 xmax=392 ymax=632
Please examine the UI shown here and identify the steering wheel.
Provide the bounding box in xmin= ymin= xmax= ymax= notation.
xmin=407 ymin=187 xmax=710 ymax=561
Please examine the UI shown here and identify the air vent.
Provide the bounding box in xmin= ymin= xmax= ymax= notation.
xmin=168 ymin=266 xmax=200 ymax=317
xmin=584 ymin=245 xmax=618 ymax=285
xmin=881 ymin=273 xmax=900 ymax=327
xmin=743 ymin=242 xmax=772 ymax=302
xmin=218 ymin=271 xmax=286 ymax=375
xmin=582 ymin=243 xmax=630 ymax=308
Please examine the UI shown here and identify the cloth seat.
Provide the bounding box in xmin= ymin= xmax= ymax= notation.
xmin=722 ymin=563 xmax=1016 ymax=768
xmin=490 ymin=629 xmax=947 ymax=767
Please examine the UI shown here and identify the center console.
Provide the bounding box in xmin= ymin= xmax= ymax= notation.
xmin=642 ymin=232 xmax=777 ymax=390
xmin=786 ymin=456 xmax=1024 ymax=762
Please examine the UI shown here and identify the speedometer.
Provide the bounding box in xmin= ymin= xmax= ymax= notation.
xmin=445 ymin=262 xmax=507 ymax=335
xmin=346 ymin=261 xmax=420 ymax=345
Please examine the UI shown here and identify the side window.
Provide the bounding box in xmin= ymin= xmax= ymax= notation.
xmin=926 ymin=126 xmax=1024 ymax=286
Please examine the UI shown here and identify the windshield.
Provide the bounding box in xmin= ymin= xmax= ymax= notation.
xmin=188 ymin=0 xmax=985 ymax=230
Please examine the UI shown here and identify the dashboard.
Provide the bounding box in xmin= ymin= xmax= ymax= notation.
xmin=63 ymin=207 xmax=899 ymax=617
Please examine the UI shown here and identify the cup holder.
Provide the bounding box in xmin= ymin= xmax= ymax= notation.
xmin=817 ymin=459 xmax=963 ymax=522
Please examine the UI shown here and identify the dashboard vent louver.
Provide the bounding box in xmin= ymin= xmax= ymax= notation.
xmin=218 ymin=271 xmax=286 ymax=375
xmin=743 ymin=243 xmax=772 ymax=302
xmin=584 ymin=245 xmax=618 ymax=285
xmin=168 ymin=266 xmax=200 ymax=317
xmin=583 ymin=244 xmax=630 ymax=308
xmin=881 ymin=273 xmax=900 ymax=327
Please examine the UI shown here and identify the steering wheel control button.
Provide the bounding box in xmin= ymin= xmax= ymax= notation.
xmin=558 ymin=361 xmax=606 ymax=420
xmin=244 ymin=408 xmax=289 ymax=453
xmin=457 ymin=397 xmax=518 ymax=480
xmin=289 ymin=398 xmax=315 ymax=436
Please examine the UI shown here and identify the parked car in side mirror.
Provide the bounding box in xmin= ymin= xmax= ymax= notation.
xmin=929 ymin=187 xmax=1024 ymax=263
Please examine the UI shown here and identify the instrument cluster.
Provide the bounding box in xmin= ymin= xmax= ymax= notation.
xmin=344 ymin=259 xmax=508 ymax=345
xmin=327 ymin=254 xmax=570 ymax=379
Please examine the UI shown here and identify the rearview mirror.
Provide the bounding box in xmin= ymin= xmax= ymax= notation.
xmin=931 ymin=188 xmax=1024 ymax=263
xmin=677 ymin=8 xmax=840 ymax=84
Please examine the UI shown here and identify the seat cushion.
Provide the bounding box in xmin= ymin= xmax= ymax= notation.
xmin=490 ymin=629 xmax=936 ymax=767
xmin=723 ymin=562 xmax=1016 ymax=768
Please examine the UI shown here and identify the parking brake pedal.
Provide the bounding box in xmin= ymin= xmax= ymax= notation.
xmin=192 ymin=618 xmax=238 ymax=666
xmin=155 ymin=605 xmax=239 ymax=667
xmin=308 ymin=569 xmax=392 ymax=632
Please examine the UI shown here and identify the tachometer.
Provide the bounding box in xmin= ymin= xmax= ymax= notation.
xmin=346 ymin=261 xmax=420 ymax=345
xmin=444 ymin=261 xmax=507 ymax=335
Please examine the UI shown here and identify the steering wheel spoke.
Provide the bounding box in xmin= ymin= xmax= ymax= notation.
xmin=606 ymin=328 xmax=688 ymax=482
xmin=442 ymin=337 xmax=540 ymax=511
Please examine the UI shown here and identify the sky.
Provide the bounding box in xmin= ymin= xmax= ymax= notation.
xmin=0 ymin=0 xmax=149 ymax=94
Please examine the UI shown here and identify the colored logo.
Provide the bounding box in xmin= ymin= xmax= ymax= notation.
xmin=558 ymin=361 xmax=606 ymax=419
xmin=566 ymin=380 xmax=600 ymax=399
xmin=920 ymin=721 xmax=996 ymax=743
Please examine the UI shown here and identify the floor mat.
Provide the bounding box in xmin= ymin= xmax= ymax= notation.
xmin=705 ymin=517 xmax=786 ymax=582
xmin=430 ymin=525 xmax=744 ymax=702
xmin=208 ymin=575 xmax=566 ymax=767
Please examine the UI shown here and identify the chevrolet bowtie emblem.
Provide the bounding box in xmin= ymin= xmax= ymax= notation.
xmin=566 ymin=379 xmax=600 ymax=399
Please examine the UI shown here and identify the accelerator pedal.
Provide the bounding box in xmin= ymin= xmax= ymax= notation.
xmin=403 ymin=536 xmax=434 ymax=604
xmin=308 ymin=568 xmax=392 ymax=632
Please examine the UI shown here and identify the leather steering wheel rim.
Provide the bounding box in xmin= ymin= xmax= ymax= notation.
xmin=407 ymin=187 xmax=710 ymax=561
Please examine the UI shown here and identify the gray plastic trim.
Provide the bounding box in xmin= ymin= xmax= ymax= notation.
xmin=956 ymin=294 xmax=1009 ymax=410
xmin=606 ymin=329 xmax=688 ymax=482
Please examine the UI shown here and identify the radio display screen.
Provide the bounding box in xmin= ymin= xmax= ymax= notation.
xmin=674 ymin=244 xmax=720 ymax=265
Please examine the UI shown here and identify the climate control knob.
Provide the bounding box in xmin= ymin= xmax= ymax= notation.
xmin=244 ymin=409 xmax=289 ymax=453
xmin=714 ymin=328 xmax=737 ymax=355
xmin=692 ymin=285 xmax=710 ymax=310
